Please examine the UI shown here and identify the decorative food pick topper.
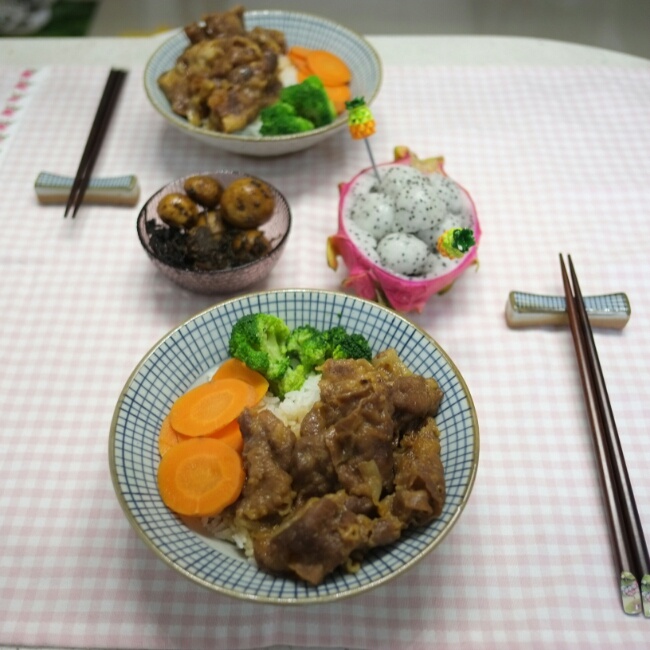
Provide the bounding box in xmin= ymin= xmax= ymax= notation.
xmin=346 ymin=97 xmax=380 ymax=182
xmin=437 ymin=227 xmax=476 ymax=259
xmin=346 ymin=97 xmax=375 ymax=139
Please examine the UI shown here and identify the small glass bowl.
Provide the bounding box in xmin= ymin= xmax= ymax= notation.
xmin=137 ymin=171 xmax=291 ymax=295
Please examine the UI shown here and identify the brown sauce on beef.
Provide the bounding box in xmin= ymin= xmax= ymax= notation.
xmin=227 ymin=349 xmax=446 ymax=585
xmin=157 ymin=6 xmax=286 ymax=133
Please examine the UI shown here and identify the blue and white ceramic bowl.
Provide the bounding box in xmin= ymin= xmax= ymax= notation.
xmin=144 ymin=11 xmax=382 ymax=157
xmin=109 ymin=290 xmax=479 ymax=603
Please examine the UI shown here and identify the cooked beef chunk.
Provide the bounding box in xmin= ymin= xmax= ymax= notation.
xmin=323 ymin=392 xmax=395 ymax=501
xmin=249 ymin=26 xmax=287 ymax=54
xmin=159 ymin=6 xmax=284 ymax=133
xmin=392 ymin=417 xmax=446 ymax=526
xmin=372 ymin=347 xmax=413 ymax=378
xmin=390 ymin=376 xmax=443 ymax=418
xmin=318 ymin=358 xmax=377 ymax=415
xmin=372 ymin=348 xmax=443 ymax=434
xmin=291 ymin=408 xmax=339 ymax=504
xmin=253 ymin=490 xmax=375 ymax=585
xmin=236 ymin=408 xmax=296 ymax=522
xmin=317 ymin=358 xmax=396 ymax=500
xmin=185 ymin=5 xmax=246 ymax=42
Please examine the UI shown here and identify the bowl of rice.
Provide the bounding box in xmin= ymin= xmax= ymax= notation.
xmin=109 ymin=289 xmax=479 ymax=603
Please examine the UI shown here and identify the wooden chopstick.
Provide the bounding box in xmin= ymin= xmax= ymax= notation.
xmin=64 ymin=68 xmax=127 ymax=218
xmin=560 ymin=254 xmax=649 ymax=616
xmin=64 ymin=68 xmax=120 ymax=218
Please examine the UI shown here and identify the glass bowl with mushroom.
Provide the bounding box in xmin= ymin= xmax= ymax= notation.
xmin=137 ymin=171 xmax=291 ymax=294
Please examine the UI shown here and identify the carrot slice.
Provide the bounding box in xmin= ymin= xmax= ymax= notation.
xmin=288 ymin=51 xmax=312 ymax=75
xmin=158 ymin=413 xmax=183 ymax=457
xmin=211 ymin=358 xmax=268 ymax=404
xmin=170 ymin=378 xmax=255 ymax=438
xmin=157 ymin=437 xmax=245 ymax=517
xmin=305 ymin=50 xmax=351 ymax=86
xmin=206 ymin=419 xmax=244 ymax=453
xmin=324 ymin=84 xmax=352 ymax=114
xmin=288 ymin=45 xmax=311 ymax=63
xmin=158 ymin=413 xmax=243 ymax=456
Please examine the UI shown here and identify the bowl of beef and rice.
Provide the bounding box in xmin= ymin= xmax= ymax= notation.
xmin=144 ymin=6 xmax=382 ymax=157
xmin=109 ymin=289 xmax=479 ymax=603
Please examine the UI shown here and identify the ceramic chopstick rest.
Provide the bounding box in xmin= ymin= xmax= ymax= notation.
xmin=35 ymin=171 xmax=140 ymax=206
xmin=506 ymin=290 xmax=630 ymax=329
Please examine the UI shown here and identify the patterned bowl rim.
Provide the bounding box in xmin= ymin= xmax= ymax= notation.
xmin=144 ymin=9 xmax=383 ymax=144
xmin=109 ymin=289 xmax=480 ymax=604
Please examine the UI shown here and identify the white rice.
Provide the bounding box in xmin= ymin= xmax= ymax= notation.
xmin=261 ymin=372 xmax=321 ymax=435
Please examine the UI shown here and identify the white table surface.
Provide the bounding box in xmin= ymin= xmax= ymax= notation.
xmin=0 ymin=34 xmax=650 ymax=648
xmin=3 ymin=32 xmax=650 ymax=68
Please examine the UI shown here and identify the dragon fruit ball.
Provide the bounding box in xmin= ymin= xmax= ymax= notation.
xmin=345 ymin=221 xmax=381 ymax=265
xmin=417 ymin=213 xmax=470 ymax=249
xmin=421 ymin=250 xmax=459 ymax=278
xmin=379 ymin=165 xmax=429 ymax=197
xmin=393 ymin=181 xmax=446 ymax=233
xmin=428 ymin=173 xmax=471 ymax=215
xmin=349 ymin=192 xmax=396 ymax=240
xmin=377 ymin=232 xmax=428 ymax=275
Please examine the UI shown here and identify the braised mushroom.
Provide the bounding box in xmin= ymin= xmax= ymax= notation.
xmin=221 ymin=177 xmax=275 ymax=229
xmin=231 ymin=229 xmax=270 ymax=257
xmin=183 ymin=175 xmax=223 ymax=208
xmin=157 ymin=193 xmax=199 ymax=228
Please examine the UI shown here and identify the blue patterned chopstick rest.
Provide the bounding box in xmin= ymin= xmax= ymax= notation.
xmin=35 ymin=172 xmax=140 ymax=206
xmin=506 ymin=291 xmax=630 ymax=329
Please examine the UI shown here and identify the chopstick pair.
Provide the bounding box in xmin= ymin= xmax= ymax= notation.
xmin=560 ymin=254 xmax=649 ymax=617
xmin=64 ymin=68 xmax=128 ymax=218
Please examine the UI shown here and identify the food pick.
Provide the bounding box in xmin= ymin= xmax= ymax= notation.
xmin=346 ymin=97 xmax=381 ymax=183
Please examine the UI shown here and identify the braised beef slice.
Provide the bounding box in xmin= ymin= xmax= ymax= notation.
xmin=236 ymin=409 xmax=296 ymax=523
xmin=253 ymin=490 xmax=375 ymax=585
xmin=290 ymin=409 xmax=339 ymax=504
xmin=324 ymin=390 xmax=395 ymax=501
xmin=318 ymin=358 xmax=376 ymax=412
xmin=372 ymin=348 xmax=413 ymax=378
xmin=185 ymin=5 xmax=246 ymax=42
xmin=390 ymin=376 xmax=443 ymax=418
xmin=391 ymin=417 xmax=446 ymax=526
xmin=371 ymin=349 xmax=443 ymax=435
xmin=317 ymin=358 xmax=397 ymax=500
xmin=231 ymin=354 xmax=446 ymax=585
xmin=161 ymin=6 xmax=284 ymax=134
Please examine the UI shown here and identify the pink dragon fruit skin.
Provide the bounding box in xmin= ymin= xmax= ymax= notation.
xmin=327 ymin=146 xmax=481 ymax=313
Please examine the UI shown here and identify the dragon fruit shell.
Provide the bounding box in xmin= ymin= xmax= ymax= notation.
xmin=327 ymin=146 xmax=481 ymax=313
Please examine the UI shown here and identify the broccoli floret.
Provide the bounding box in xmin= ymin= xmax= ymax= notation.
xmin=259 ymin=101 xmax=315 ymax=135
xmin=286 ymin=324 xmax=329 ymax=371
xmin=260 ymin=102 xmax=296 ymax=120
xmin=273 ymin=364 xmax=309 ymax=398
xmin=280 ymin=75 xmax=337 ymax=128
xmin=330 ymin=331 xmax=373 ymax=362
xmin=260 ymin=114 xmax=315 ymax=135
xmin=228 ymin=314 xmax=291 ymax=381
xmin=324 ymin=326 xmax=348 ymax=350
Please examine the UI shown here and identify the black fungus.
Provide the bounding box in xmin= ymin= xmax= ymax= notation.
xmin=146 ymin=218 xmax=271 ymax=272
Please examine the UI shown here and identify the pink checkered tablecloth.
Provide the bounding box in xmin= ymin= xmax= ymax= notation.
xmin=1 ymin=62 xmax=650 ymax=649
